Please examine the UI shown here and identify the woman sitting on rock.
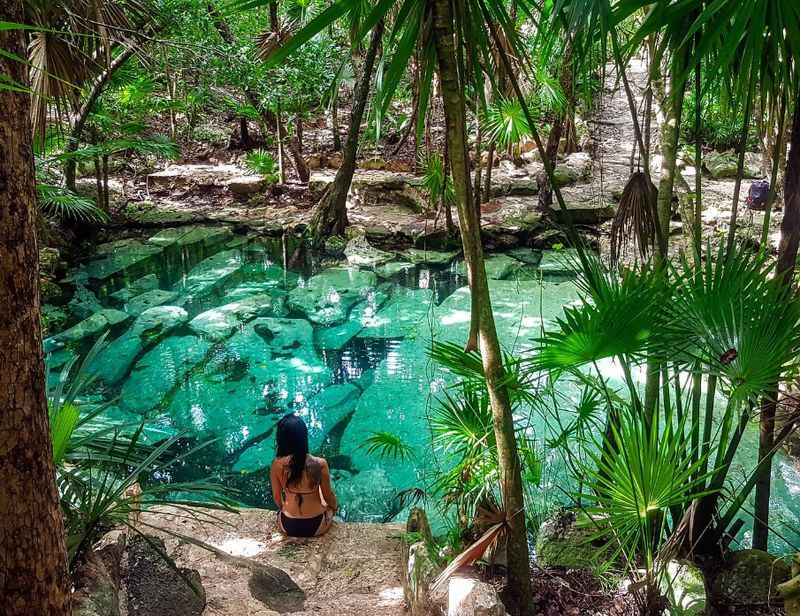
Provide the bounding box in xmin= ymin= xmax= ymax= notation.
xmin=270 ymin=414 xmax=337 ymax=537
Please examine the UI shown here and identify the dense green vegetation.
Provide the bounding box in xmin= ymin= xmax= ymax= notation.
xmin=2 ymin=0 xmax=800 ymax=614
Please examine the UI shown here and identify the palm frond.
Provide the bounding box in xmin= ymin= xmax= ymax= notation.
xmin=37 ymin=183 xmax=108 ymax=222
xmin=360 ymin=431 xmax=415 ymax=461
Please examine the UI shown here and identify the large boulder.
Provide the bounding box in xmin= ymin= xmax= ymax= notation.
xmin=225 ymin=175 xmax=266 ymax=195
xmin=448 ymin=573 xmax=507 ymax=616
xmin=535 ymin=511 xmax=611 ymax=570
xmin=553 ymin=152 xmax=592 ymax=186
xmin=123 ymin=534 xmax=205 ymax=616
xmin=712 ymin=549 xmax=790 ymax=606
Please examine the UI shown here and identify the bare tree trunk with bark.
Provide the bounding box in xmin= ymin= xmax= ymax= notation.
xmin=753 ymin=98 xmax=800 ymax=550
xmin=0 ymin=9 xmax=71 ymax=614
xmin=309 ymin=21 xmax=384 ymax=241
xmin=429 ymin=0 xmax=532 ymax=612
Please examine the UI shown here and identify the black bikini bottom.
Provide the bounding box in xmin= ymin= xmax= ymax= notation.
xmin=280 ymin=512 xmax=323 ymax=537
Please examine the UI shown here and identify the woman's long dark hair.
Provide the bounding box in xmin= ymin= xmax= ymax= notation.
xmin=276 ymin=414 xmax=309 ymax=487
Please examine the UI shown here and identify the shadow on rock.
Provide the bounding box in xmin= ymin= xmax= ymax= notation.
xmin=248 ymin=564 xmax=306 ymax=612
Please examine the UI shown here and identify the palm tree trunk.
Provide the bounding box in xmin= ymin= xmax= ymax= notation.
xmin=429 ymin=0 xmax=532 ymax=611
xmin=309 ymin=21 xmax=384 ymax=241
xmin=752 ymin=96 xmax=800 ymax=550
xmin=0 ymin=10 xmax=71 ymax=614
xmin=760 ymin=95 xmax=787 ymax=247
xmin=725 ymin=78 xmax=755 ymax=254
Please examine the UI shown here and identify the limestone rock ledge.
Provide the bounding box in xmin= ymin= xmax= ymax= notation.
xmin=125 ymin=507 xmax=408 ymax=616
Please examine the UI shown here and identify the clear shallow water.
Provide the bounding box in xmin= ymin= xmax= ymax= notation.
xmin=43 ymin=225 xmax=800 ymax=553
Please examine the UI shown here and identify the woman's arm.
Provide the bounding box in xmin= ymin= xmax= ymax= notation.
xmin=269 ymin=460 xmax=283 ymax=510
xmin=319 ymin=459 xmax=338 ymax=512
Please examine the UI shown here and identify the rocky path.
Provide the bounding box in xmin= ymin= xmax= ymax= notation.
xmin=141 ymin=508 xmax=406 ymax=616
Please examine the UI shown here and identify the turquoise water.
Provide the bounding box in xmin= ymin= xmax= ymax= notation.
xmin=43 ymin=225 xmax=800 ymax=553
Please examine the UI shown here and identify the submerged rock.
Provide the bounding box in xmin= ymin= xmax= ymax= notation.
xmin=90 ymin=306 xmax=189 ymax=387
xmin=712 ymin=549 xmax=790 ymax=606
xmin=306 ymin=383 xmax=362 ymax=453
xmin=120 ymin=335 xmax=211 ymax=413
xmin=506 ymin=248 xmax=542 ymax=266
xmin=316 ymin=287 xmax=390 ymax=349
xmin=83 ymin=242 xmax=163 ymax=284
xmin=68 ymin=285 xmax=104 ymax=321
xmin=287 ymin=267 xmax=377 ymax=326
xmin=109 ymin=274 xmax=160 ymax=304
xmin=125 ymin=289 xmax=179 ymax=316
xmin=48 ymin=309 xmax=132 ymax=348
xmin=537 ymin=249 xmax=580 ymax=277
xmin=357 ymin=288 xmax=434 ymax=339
xmin=188 ymin=294 xmax=282 ymax=341
xmin=175 ymin=249 xmax=244 ymax=299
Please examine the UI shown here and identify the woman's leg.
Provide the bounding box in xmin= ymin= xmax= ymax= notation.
xmin=314 ymin=510 xmax=334 ymax=536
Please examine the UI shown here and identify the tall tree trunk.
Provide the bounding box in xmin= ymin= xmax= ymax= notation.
xmin=760 ymin=96 xmax=787 ymax=247
xmin=64 ymin=44 xmax=138 ymax=190
xmin=331 ymin=93 xmax=342 ymax=151
xmin=207 ymin=2 xmax=277 ymax=132
xmin=429 ymin=0 xmax=532 ymax=612
xmin=276 ymin=100 xmax=286 ymax=183
xmin=537 ymin=42 xmax=573 ymax=213
xmin=309 ymin=21 xmax=384 ymax=241
xmin=753 ymin=98 xmax=800 ymax=550
xmin=239 ymin=116 xmax=251 ymax=148
xmin=0 ymin=10 xmax=71 ymax=615
xmin=643 ymin=62 xmax=686 ymax=425
xmin=725 ymin=78 xmax=755 ymax=254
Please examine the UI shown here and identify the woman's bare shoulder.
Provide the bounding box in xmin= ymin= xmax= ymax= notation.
xmin=307 ymin=455 xmax=328 ymax=468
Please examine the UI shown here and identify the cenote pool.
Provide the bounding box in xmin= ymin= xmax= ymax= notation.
xmin=43 ymin=225 xmax=800 ymax=553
